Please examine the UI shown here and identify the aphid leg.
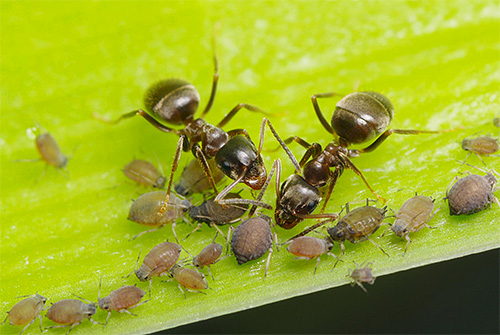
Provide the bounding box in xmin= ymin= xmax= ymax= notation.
xmin=403 ymin=234 xmax=412 ymax=255
xmin=226 ymin=225 xmax=235 ymax=254
xmin=89 ymin=317 xmax=105 ymax=326
xmin=186 ymin=288 xmax=207 ymax=296
xmin=18 ymin=317 xmax=36 ymax=335
xmin=206 ymin=266 xmax=215 ymax=280
xmin=178 ymin=284 xmax=187 ymax=299
xmin=326 ymin=252 xmax=342 ymax=264
xmin=355 ymin=281 xmax=369 ymax=294
xmin=129 ymin=299 xmax=150 ymax=310
xmin=183 ymin=223 xmax=202 ymax=240
xmin=313 ymin=256 xmax=321 ymax=275
xmin=119 ymin=309 xmax=138 ymax=317
xmin=310 ymin=92 xmax=343 ymax=137
xmin=358 ymin=128 xmax=453 ymax=154
xmin=216 ymin=104 xmax=267 ymax=129
xmin=148 ymin=279 xmax=152 ymax=298
xmin=339 ymin=152 xmax=387 ymax=203
xmin=273 ymin=231 xmax=279 ymax=252
xmin=367 ymin=237 xmax=390 ymax=257
xmin=473 ymin=153 xmax=487 ymax=166
xmin=130 ymin=224 xmax=166 ymax=241
xmin=171 ymin=221 xmax=179 ymax=243
xmin=263 ymin=246 xmax=273 ymax=278
xmin=104 ymin=311 xmax=112 ymax=326
xmin=1 ymin=312 xmax=8 ymax=325
xmin=444 ymin=176 xmax=460 ymax=199
xmin=44 ymin=324 xmax=72 ymax=333
xmin=159 ymin=136 xmax=185 ymax=214
xmin=211 ymin=223 xmax=227 ymax=241
xmin=37 ymin=314 xmax=44 ymax=333
xmin=332 ymin=243 xmax=345 ymax=270
xmin=34 ymin=164 xmax=48 ymax=185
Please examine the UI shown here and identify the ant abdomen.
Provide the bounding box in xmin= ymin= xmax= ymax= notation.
xmin=144 ymin=79 xmax=200 ymax=125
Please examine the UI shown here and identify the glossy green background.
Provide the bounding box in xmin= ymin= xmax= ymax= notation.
xmin=1 ymin=1 xmax=499 ymax=334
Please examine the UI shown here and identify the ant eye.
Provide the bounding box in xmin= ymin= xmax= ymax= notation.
xmin=306 ymin=200 xmax=318 ymax=212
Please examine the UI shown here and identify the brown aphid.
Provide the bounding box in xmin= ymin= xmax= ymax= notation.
xmin=175 ymin=158 xmax=225 ymax=196
xmin=134 ymin=241 xmax=182 ymax=295
xmin=189 ymin=193 xmax=249 ymax=225
xmin=462 ymin=136 xmax=500 ymax=164
xmin=167 ymin=264 xmax=208 ymax=299
xmin=98 ymin=284 xmax=147 ymax=325
xmin=286 ymin=236 xmax=336 ymax=274
xmin=327 ymin=204 xmax=389 ymax=257
xmin=192 ymin=242 xmax=223 ymax=279
xmin=2 ymin=294 xmax=46 ymax=335
xmin=128 ymin=191 xmax=191 ymax=240
xmin=348 ymin=262 xmax=376 ymax=293
xmin=391 ymin=195 xmax=438 ymax=254
xmin=36 ymin=133 xmax=68 ymax=168
xmin=494 ymin=117 xmax=500 ymax=127
xmin=123 ymin=159 xmax=166 ymax=188
xmin=446 ymin=172 xmax=498 ymax=215
xmin=231 ymin=215 xmax=274 ymax=276
xmin=45 ymin=299 xmax=100 ymax=334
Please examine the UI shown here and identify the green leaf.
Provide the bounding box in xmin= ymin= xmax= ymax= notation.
xmin=1 ymin=1 xmax=499 ymax=334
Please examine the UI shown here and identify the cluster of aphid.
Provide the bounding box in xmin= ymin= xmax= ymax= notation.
xmin=6 ymin=37 xmax=500 ymax=335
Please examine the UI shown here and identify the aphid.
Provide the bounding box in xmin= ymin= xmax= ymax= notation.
xmin=128 ymin=190 xmax=191 ymax=240
xmin=98 ymin=281 xmax=147 ymax=325
xmin=276 ymin=91 xmax=452 ymax=211
xmin=348 ymin=262 xmax=376 ymax=293
xmin=95 ymin=33 xmax=268 ymax=208
xmin=167 ymin=264 xmax=208 ymax=299
xmin=461 ymin=136 xmax=499 ymax=164
xmin=230 ymin=215 xmax=274 ymax=277
xmin=390 ymin=195 xmax=438 ymax=253
xmin=446 ymin=171 xmax=499 ymax=215
xmin=123 ymin=159 xmax=166 ymax=188
xmin=36 ymin=133 xmax=68 ymax=169
xmin=175 ymin=158 xmax=225 ymax=196
xmin=286 ymin=236 xmax=337 ymax=274
xmin=327 ymin=203 xmax=389 ymax=258
xmin=2 ymin=294 xmax=47 ymax=335
xmin=493 ymin=117 xmax=500 ymax=127
xmin=189 ymin=192 xmax=249 ymax=225
xmin=192 ymin=239 xmax=224 ymax=280
xmin=45 ymin=298 xmax=100 ymax=334
xmin=132 ymin=241 xmax=182 ymax=295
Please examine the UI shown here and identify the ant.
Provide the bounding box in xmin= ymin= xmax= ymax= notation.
xmin=95 ymin=31 xmax=269 ymax=210
xmin=278 ymin=91 xmax=453 ymax=212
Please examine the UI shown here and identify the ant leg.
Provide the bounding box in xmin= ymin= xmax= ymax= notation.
xmin=320 ymin=167 xmax=343 ymax=213
xmin=339 ymin=152 xmax=387 ymax=203
xmin=214 ymin=168 xmax=247 ymax=203
xmin=192 ymin=144 xmax=220 ymax=196
xmin=311 ymin=92 xmax=343 ymax=136
xmin=158 ymin=136 xmax=185 ymax=214
xmin=200 ymin=27 xmax=219 ymax=118
xmin=288 ymin=215 xmax=338 ymax=241
xmin=248 ymin=158 xmax=280 ymax=217
xmin=216 ymin=104 xmax=267 ymax=129
xmin=263 ymin=118 xmax=302 ymax=174
xmin=357 ymin=128 xmax=454 ymax=154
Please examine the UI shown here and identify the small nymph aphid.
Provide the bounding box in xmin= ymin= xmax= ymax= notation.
xmin=286 ymin=236 xmax=337 ymax=274
xmin=348 ymin=262 xmax=376 ymax=293
xmin=167 ymin=264 xmax=209 ymax=299
xmin=98 ymin=280 xmax=147 ymax=325
xmin=123 ymin=159 xmax=166 ymax=188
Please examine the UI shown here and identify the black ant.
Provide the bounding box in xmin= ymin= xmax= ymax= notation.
xmin=95 ymin=32 xmax=269 ymax=209
xmin=278 ymin=91 xmax=454 ymax=212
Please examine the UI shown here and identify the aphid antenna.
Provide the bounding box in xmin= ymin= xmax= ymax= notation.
xmin=71 ymin=293 xmax=95 ymax=305
xmin=153 ymin=151 xmax=166 ymax=177
xmin=180 ymin=245 xmax=194 ymax=258
xmin=456 ymin=160 xmax=488 ymax=174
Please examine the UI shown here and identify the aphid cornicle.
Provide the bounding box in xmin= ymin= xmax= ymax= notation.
xmin=167 ymin=264 xmax=209 ymax=299
xmin=123 ymin=159 xmax=166 ymax=188
xmin=348 ymin=262 xmax=376 ymax=293
xmin=98 ymin=283 xmax=147 ymax=325
xmin=45 ymin=299 xmax=100 ymax=334
xmin=133 ymin=241 xmax=182 ymax=295
xmin=2 ymin=294 xmax=47 ymax=335
xmin=128 ymin=191 xmax=190 ymax=240
xmin=327 ymin=203 xmax=389 ymax=258
xmin=286 ymin=236 xmax=336 ymax=274
xmin=391 ymin=195 xmax=438 ymax=254
xmin=230 ymin=215 xmax=274 ymax=277
xmin=446 ymin=172 xmax=499 ymax=215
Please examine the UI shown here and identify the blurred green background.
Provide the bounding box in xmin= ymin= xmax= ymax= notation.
xmin=1 ymin=1 xmax=499 ymax=334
